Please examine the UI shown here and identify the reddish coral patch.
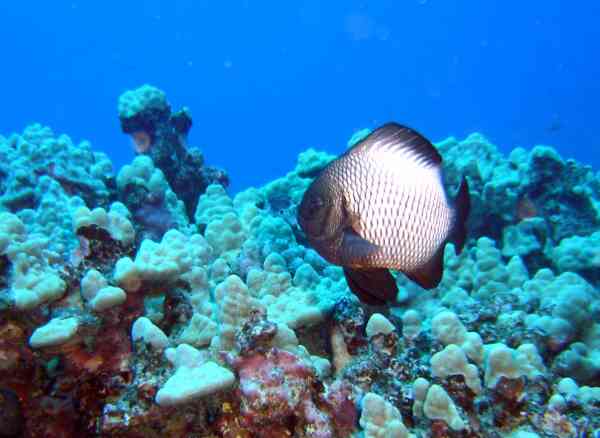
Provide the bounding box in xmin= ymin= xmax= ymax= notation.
xmin=131 ymin=130 xmax=152 ymax=153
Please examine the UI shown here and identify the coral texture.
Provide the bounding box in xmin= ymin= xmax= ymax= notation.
xmin=2 ymin=116 xmax=600 ymax=437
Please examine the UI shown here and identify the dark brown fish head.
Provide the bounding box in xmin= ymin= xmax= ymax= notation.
xmin=298 ymin=172 xmax=345 ymax=260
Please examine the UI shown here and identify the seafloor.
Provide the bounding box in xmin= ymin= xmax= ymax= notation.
xmin=0 ymin=84 xmax=599 ymax=438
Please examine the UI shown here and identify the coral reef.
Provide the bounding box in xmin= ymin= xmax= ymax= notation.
xmin=2 ymin=112 xmax=600 ymax=437
xmin=116 ymin=156 xmax=190 ymax=242
xmin=118 ymin=84 xmax=229 ymax=219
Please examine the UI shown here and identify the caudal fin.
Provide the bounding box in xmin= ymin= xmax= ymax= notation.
xmin=450 ymin=176 xmax=470 ymax=253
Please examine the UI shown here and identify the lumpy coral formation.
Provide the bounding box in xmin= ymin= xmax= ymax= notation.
xmin=118 ymin=84 xmax=229 ymax=220
xmin=1 ymin=86 xmax=600 ymax=436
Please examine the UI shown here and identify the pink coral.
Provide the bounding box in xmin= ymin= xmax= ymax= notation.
xmin=321 ymin=379 xmax=357 ymax=434
xmin=225 ymin=348 xmax=339 ymax=437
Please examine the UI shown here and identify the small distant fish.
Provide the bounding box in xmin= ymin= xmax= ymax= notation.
xmin=547 ymin=118 xmax=561 ymax=133
xmin=298 ymin=123 xmax=470 ymax=305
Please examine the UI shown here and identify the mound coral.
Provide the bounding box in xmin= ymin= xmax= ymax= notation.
xmin=2 ymin=112 xmax=600 ymax=437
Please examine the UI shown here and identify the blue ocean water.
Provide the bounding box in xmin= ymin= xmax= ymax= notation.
xmin=1 ymin=1 xmax=599 ymax=193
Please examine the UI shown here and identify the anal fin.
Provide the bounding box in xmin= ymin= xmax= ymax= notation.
xmin=405 ymin=243 xmax=445 ymax=289
xmin=343 ymin=267 xmax=398 ymax=305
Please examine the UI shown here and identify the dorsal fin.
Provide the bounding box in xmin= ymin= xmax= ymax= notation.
xmin=348 ymin=122 xmax=442 ymax=168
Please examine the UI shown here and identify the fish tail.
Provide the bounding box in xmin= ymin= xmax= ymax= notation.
xmin=450 ymin=176 xmax=470 ymax=253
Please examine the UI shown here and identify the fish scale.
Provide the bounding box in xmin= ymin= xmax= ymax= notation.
xmin=298 ymin=122 xmax=470 ymax=304
xmin=346 ymin=160 xmax=453 ymax=271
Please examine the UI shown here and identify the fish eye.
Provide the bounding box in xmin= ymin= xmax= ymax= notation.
xmin=310 ymin=196 xmax=325 ymax=212
xmin=302 ymin=196 xmax=325 ymax=219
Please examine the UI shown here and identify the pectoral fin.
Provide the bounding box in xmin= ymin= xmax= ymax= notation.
xmin=343 ymin=267 xmax=398 ymax=305
xmin=339 ymin=227 xmax=381 ymax=265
